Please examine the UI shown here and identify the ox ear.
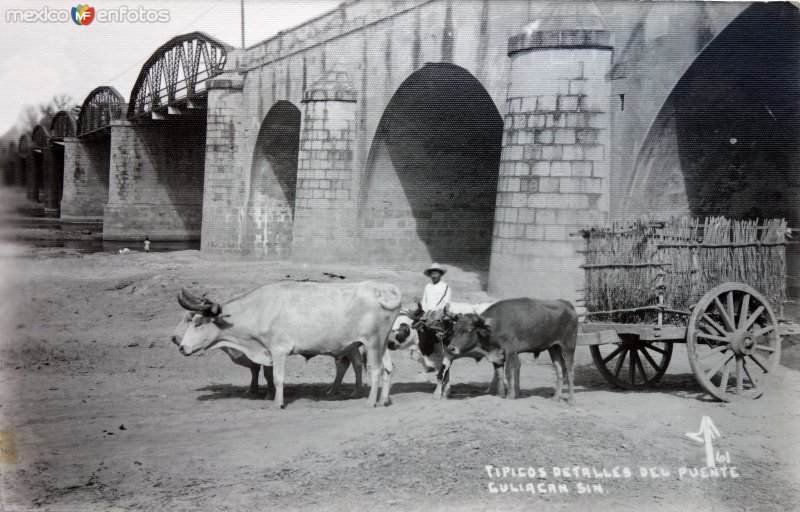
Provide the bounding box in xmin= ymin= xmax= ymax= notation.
xmin=212 ymin=314 xmax=233 ymax=328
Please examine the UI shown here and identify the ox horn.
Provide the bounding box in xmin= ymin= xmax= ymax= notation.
xmin=177 ymin=292 xmax=207 ymax=312
xmin=178 ymin=288 xmax=216 ymax=314
xmin=181 ymin=288 xmax=209 ymax=305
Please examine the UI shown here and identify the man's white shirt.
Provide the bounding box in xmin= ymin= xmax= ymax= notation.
xmin=421 ymin=281 xmax=452 ymax=312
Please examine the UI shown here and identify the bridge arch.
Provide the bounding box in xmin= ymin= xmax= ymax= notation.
xmin=60 ymin=86 xmax=123 ymax=221
xmin=43 ymin=110 xmax=78 ymax=215
xmin=359 ymin=62 xmax=504 ymax=271
xmin=245 ymin=100 xmax=302 ymax=256
xmin=127 ymin=31 xmax=231 ymax=119
xmin=50 ymin=111 xmax=77 ymax=139
xmin=626 ymin=2 xmax=800 ymax=226
xmin=77 ymin=86 xmax=125 ymax=138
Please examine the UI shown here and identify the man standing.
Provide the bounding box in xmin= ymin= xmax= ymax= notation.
xmin=420 ymin=263 xmax=452 ymax=316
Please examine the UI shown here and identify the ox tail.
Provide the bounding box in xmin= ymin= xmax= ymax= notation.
xmin=374 ymin=284 xmax=402 ymax=311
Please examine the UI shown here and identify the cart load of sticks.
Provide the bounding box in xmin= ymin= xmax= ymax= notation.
xmin=580 ymin=217 xmax=788 ymax=325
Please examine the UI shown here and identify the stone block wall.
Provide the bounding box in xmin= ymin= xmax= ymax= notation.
xmin=104 ymin=119 xmax=206 ymax=241
xmin=200 ymin=79 xmax=247 ymax=254
xmin=292 ymin=100 xmax=358 ymax=261
xmin=60 ymin=137 xmax=110 ymax=222
xmin=489 ymin=47 xmax=612 ymax=301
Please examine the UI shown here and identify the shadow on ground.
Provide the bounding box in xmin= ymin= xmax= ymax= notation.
xmin=194 ymin=363 xmax=724 ymax=404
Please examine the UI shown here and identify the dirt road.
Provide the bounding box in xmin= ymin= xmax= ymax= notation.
xmin=1 ymin=244 xmax=799 ymax=511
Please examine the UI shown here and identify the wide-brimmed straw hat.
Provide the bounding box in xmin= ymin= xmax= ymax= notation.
xmin=423 ymin=263 xmax=447 ymax=277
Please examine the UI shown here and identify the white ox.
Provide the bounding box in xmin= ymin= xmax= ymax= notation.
xmin=177 ymin=281 xmax=401 ymax=409
xmin=171 ymin=312 xmax=366 ymax=397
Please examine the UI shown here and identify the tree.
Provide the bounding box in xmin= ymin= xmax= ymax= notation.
xmin=17 ymin=95 xmax=77 ymax=133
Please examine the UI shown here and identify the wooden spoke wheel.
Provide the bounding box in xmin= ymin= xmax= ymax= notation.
xmin=591 ymin=334 xmax=673 ymax=390
xmin=687 ymin=283 xmax=781 ymax=401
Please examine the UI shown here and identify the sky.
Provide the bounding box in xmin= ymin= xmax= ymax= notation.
xmin=0 ymin=0 xmax=340 ymax=138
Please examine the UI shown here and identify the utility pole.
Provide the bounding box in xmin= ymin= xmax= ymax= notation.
xmin=241 ymin=0 xmax=245 ymax=48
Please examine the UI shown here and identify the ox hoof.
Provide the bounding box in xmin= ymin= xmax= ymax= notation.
xmin=567 ymin=398 xmax=576 ymax=407
xmin=326 ymin=386 xmax=342 ymax=397
xmin=380 ymin=398 xmax=392 ymax=407
xmin=349 ymin=390 xmax=362 ymax=399
xmin=551 ymin=396 xmax=562 ymax=403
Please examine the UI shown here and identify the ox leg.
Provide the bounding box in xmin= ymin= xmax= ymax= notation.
xmin=327 ymin=356 xmax=351 ymax=396
xmin=351 ymin=351 xmax=365 ymax=399
xmin=548 ymin=346 xmax=565 ymax=402
xmin=263 ymin=365 xmax=275 ymax=400
xmin=492 ymin=362 xmax=507 ymax=398
xmin=247 ymin=363 xmax=260 ymax=395
xmin=271 ymin=352 xmax=288 ymax=409
xmin=504 ymin=353 xmax=521 ymax=399
xmin=433 ymin=367 xmax=444 ymax=399
xmin=433 ymin=358 xmax=449 ymax=399
xmin=563 ymin=346 xmax=576 ymax=406
xmin=380 ymin=349 xmax=393 ymax=406
xmin=442 ymin=365 xmax=452 ymax=399
xmin=365 ymin=347 xmax=383 ymax=408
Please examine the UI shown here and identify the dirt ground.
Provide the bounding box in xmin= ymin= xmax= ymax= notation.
xmin=0 ymin=195 xmax=799 ymax=511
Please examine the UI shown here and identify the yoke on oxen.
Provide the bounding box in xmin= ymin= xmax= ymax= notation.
xmin=400 ymin=303 xmax=455 ymax=343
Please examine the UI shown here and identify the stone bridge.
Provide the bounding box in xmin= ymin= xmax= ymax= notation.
xmin=14 ymin=0 xmax=800 ymax=301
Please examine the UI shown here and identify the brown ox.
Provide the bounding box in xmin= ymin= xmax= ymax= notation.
xmin=448 ymin=298 xmax=578 ymax=404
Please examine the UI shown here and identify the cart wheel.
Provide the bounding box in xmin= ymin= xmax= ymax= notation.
xmin=590 ymin=335 xmax=673 ymax=390
xmin=687 ymin=283 xmax=781 ymax=401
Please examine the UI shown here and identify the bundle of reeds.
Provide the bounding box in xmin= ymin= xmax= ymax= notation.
xmin=582 ymin=217 xmax=787 ymax=325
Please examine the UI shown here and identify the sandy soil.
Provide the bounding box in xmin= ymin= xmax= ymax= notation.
xmin=0 ymin=207 xmax=799 ymax=511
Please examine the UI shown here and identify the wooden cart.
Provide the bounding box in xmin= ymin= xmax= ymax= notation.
xmin=575 ymin=217 xmax=798 ymax=401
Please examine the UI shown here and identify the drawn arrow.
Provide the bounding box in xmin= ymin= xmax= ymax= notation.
xmin=686 ymin=416 xmax=721 ymax=467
